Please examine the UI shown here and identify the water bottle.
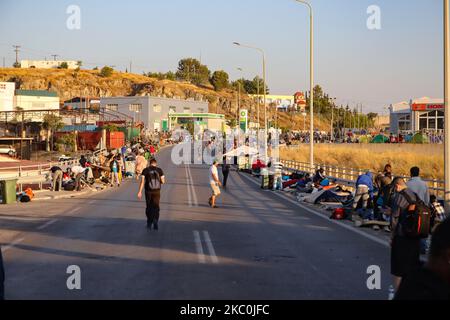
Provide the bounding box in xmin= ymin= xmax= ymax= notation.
xmin=388 ymin=285 xmax=395 ymax=300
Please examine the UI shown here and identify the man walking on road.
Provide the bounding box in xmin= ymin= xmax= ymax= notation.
xmin=389 ymin=177 xmax=422 ymax=292
xmin=222 ymin=157 xmax=230 ymax=189
xmin=208 ymin=160 xmax=222 ymax=208
xmin=138 ymin=158 xmax=165 ymax=230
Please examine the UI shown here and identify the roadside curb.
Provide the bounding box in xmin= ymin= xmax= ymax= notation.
xmin=32 ymin=186 xmax=107 ymax=202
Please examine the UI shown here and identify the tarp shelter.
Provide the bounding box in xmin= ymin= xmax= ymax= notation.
xmin=370 ymin=135 xmax=389 ymax=144
xmin=411 ymin=133 xmax=429 ymax=144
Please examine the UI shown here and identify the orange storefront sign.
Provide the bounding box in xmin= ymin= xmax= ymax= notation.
xmin=411 ymin=103 xmax=444 ymax=111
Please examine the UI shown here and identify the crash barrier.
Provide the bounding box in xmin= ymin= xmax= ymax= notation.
xmin=0 ymin=159 xmax=79 ymax=192
xmin=280 ymin=160 xmax=445 ymax=198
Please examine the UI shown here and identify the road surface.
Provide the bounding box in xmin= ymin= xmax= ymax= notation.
xmin=0 ymin=145 xmax=391 ymax=299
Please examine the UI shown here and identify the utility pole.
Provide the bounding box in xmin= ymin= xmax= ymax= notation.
xmin=2 ymin=57 xmax=5 ymax=68
xmin=444 ymin=0 xmax=450 ymax=211
xmin=51 ymin=54 xmax=59 ymax=61
xmin=130 ymin=61 xmax=132 ymax=74
xmin=13 ymin=45 xmax=21 ymax=66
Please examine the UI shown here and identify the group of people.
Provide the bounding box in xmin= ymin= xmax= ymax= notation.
xmin=345 ymin=164 xmax=449 ymax=298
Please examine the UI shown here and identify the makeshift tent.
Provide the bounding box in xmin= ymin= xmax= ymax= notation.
xmin=359 ymin=135 xmax=373 ymax=144
xmin=371 ymin=135 xmax=389 ymax=144
xmin=410 ymin=133 xmax=429 ymax=144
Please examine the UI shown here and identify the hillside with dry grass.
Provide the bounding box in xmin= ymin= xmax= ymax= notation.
xmin=0 ymin=68 xmax=331 ymax=130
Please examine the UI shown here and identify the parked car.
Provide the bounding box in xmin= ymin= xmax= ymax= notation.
xmin=0 ymin=145 xmax=16 ymax=157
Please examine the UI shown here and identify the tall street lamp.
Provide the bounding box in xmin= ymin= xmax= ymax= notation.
xmin=295 ymin=0 xmax=314 ymax=171
xmin=233 ymin=42 xmax=268 ymax=160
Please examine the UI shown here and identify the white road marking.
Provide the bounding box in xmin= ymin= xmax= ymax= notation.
xmin=67 ymin=207 xmax=81 ymax=215
xmin=203 ymin=231 xmax=219 ymax=264
xmin=2 ymin=237 xmax=25 ymax=253
xmin=187 ymin=164 xmax=198 ymax=206
xmin=185 ymin=165 xmax=192 ymax=207
xmin=36 ymin=219 xmax=58 ymax=230
xmin=193 ymin=231 xmax=206 ymax=264
xmin=239 ymin=173 xmax=390 ymax=248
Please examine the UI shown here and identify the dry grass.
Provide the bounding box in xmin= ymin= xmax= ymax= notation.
xmin=280 ymin=144 xmax=444 ymax=180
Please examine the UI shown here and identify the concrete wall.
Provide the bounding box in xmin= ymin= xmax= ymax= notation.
xmin=21 ymin=60 xmax=79 ymax=69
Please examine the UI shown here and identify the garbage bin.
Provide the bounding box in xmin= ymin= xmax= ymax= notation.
xmin=0 ymin=178 xmax=17 ymax=204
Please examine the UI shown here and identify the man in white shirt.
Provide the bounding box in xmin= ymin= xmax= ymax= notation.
xmin=208 ymin=160 xmax=222 ymax=208
xmin=70 ymin=165 xmax=87 ymax=191
xmin=406 ymin=166 xmax=430 ymax=206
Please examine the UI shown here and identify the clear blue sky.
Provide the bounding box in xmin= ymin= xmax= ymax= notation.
xmin=0 ymin=0 xmax=445 ymax=113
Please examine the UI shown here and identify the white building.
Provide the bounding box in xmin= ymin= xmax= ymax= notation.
xmin=21 ymin=60 xmax=79 ymax=69
xmin=100 ymin=96 xmax=210 ymax=132
xmin=389 ymin=97 xmax=444 ymax=134
xmin=0 ymin=82 xmax=16 ymax=112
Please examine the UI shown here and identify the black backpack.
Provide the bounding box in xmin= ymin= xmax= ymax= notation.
xmin=146 ymin=168 xmax=161 ymax=191
xmin=400 ymin=191 xmax=432 ymax=238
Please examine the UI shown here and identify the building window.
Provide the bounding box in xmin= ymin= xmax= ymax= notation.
xmin=106 ymin=104 xmax=118 ymax=111
xmin=198 ymin=108 xmax=204 ymax=113
xmin=398 ymin=115 xmax=411 ymax=131
xmin=169 ymin=106 xmax=177 ymax=113
xmin=153 ymin=104 xmax=162 ymax=113
xmin=419 ymin=110 xmax=444 ymax=131
xmin=183 ymin=107 xmax=190 ymax=113
xmin=129 ymin=104 xmax=142 ymax=112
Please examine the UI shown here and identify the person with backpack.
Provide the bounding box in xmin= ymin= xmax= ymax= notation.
xmin=395 ymin=218 xmax=450 ymax=300
xmin=389 ymin=177 xmax=430 ymax=292
xmin=137 ymin=158 xmax=165 ymax=230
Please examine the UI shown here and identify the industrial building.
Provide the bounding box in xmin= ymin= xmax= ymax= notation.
xmin=20 ymin=60 xmax=79 ymax=69
xmin=100 ymin=96 xmax=216 ymax=132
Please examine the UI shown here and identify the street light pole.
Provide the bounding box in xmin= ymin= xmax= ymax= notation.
xmin=444 ymin=0 xmax=450 ymax=211
xmin=295 ymin=0 xmax=314 ymax=171
xmin=233 ymin=42 xmax=268 ymax=160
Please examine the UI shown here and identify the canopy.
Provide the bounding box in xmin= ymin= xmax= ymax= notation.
xmin=223 ymin=145 xmax=259 ymax=157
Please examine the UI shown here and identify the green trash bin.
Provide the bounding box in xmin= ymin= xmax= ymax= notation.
xmin=0 ymin=178 xmax=18 ymax=204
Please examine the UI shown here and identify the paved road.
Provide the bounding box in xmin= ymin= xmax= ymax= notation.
xmin=0 ymin=146 xmax=391 ymax=299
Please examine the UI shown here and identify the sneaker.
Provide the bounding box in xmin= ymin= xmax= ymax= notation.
xmin=372 ymin=225 xmax=380 ymax=231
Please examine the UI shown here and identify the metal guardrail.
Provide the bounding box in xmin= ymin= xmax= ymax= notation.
xmin=280 ymin=159 xmax=445 ymax=198
xmin=0 ymin=159 xmax=79 ymax=192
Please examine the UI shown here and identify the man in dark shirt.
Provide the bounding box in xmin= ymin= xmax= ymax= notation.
xmin=389 ymin=177 xmax=422 ymax=291
xmin=0 ymin=247 xmax=5 ymax=300
xmin=222 ymin=157 xmax=230 ymax=188
xmin=395 ymin=218 xmax=450 ymax=300
xmin=50 ymin=166 xmax=63 ymax=192
xmin=137 ymin=158 xmax=165 ymax=230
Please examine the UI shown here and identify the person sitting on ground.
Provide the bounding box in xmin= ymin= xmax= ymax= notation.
xmin=313 ymin=168 xmax=326 ymax=186
xmin=395 ymin=218 xmax=450 ymax=300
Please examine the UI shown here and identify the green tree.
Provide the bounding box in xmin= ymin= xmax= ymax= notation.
xmin=100 ymin=66 xmax=114 ymax=77
xmin=210 ymin=70 xmax=229 ymax=91
xmin=42 ymin=114 xmax=65 ymax=151
xmin=58 ymin=62 xmax=69 ymax=69
xmin=176 ymin=58 xmax=210 ymax=86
